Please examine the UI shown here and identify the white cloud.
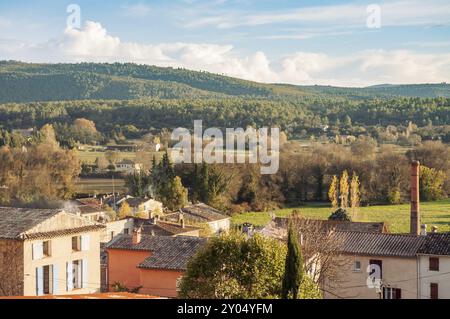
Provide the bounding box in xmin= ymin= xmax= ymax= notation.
xmin=0 ymin=21 xmax=449 ymax=87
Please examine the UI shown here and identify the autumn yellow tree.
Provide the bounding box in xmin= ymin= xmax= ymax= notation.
xmin=350 ymin=172 xmax=361 ymax=218
xmin=118 ymin=202 xmax=132 ymax=220
xmin=328 ymin=175 xmax=339 ymax=209
xmin=339 ymin=170 xmax=349 ymax=209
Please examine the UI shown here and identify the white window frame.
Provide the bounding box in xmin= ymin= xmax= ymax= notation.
xmin=354 ymin=260 xmax=361 ymax=272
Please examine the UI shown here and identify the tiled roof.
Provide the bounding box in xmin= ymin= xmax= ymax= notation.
xmin=274 ymin=217 xmax=387 ymax=233
xmin=75 ymin=198 xmax=102 ymax=206
xmin=152 ymin=221 xmax=201 ymax=235
xmin=77 ymin=205 xmax=105 ymax=215
xmin=107 ymin=235 xmax=206 ymax=271
xmin=0 ymin=207 xmax=105 ymax=240
xmin=418 ymin=233 xmax=450 ymax=256
xmin=130 ymin=217 xmax=200 ymax=236
xmin=164 ymin=203 xmax=229 ymax=223
xmin=22 ymin=225 xmax=105 ymax=240
xmin=336 ymin=231 xmax=426 ymax=258
xmin=0 ymin=207 xmax=62 ymax=239
xmin=125 ymin=198 xmax=150 ymax=207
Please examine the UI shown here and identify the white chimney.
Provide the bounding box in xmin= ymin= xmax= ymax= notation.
xmin=132 ymin=227 xmax=142 ymax=244
xmin=420 ymin=224 xmax=427 ymax=236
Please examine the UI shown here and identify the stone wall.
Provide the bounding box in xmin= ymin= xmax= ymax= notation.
xmin=0 ymin=239 xmax=24 ymax=296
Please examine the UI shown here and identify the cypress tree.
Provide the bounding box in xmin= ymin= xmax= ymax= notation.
xmin=282 ymin=223 xmax=304 ymax=299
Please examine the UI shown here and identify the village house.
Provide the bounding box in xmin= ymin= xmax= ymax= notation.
xmin=417 ymin=232 xmax=450 ymax=299
xmin=122 ymin=197 xmax=163 ymax=217
xmin=163 ymin=203 xmax=230 ymax=235
xmin=323 ymin=231 xmax=425 ymax=299
xmin=106 ymin=231 xmax=206 ymax=298
xmin=72 ymin=198 xmax=107 ymax=223
xmin=0 ymin=207 xmax=104 ymax=297
xmin=114 ymin=159 xmax=143 ymax=174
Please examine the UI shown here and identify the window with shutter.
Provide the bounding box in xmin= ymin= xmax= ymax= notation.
xmin=429 ymin=257 xmax=439 ymax=271
xmin=430 ymin=283 xmax=439 ymax=299
xmin=81 ymin=235 xmax=90 ymax=251
xmin=72 ymin=236 xmax=81 ymax=251
xmin=42 ymin=265 xmax=53 ymax=295
xmin=35 ymin=267 xmax=44 ymax=296
xmin=66 ymin=262 xmax=73 ymax=292
xmin=32 ymin=242 xmax=44 ymax=260
xmin=82 ymin=259 xmax=89 ymax=289
xmin=53 ymin=265 xmax=59 ymax=295
xmin=43 ymin=241 xmax=51 ymax=257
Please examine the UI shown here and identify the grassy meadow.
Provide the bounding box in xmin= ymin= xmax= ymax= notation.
xmin=231 ymin=199 xmax=450 ymax=233
xmin=75 ymin=178 xmax=127 ymax=194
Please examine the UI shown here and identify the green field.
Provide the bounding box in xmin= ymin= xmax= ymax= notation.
xmin=76 ymin=151 xmax=138 ymax=164
xmin=231 ymin=199 xmax=450 ymax=233
xmin=75 ymin=178 xmax=127 ymax=194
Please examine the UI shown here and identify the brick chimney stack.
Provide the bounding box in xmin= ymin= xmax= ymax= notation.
xmin=410 ymin=161 xmax=420 ymax=236
xmin=132 ymin=227 xmax=142 ymax=245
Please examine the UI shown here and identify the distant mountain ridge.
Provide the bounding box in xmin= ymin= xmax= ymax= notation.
xmin=0 ymin=61 xmax=449 ymax=103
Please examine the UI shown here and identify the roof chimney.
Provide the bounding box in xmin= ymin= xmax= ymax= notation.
xmin=410 ymin=161 xmax=420 ymax=236
xmin=132 ymin=227 xmax=142 ymax=245
xmin=180 ymin=218 xmax=185 ymax=229
xmin=420 ymin=224 xmax=427 ymax=236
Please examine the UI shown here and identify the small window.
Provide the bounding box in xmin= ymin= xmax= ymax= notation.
xmin=43 ymin=241 xmax=51 ymax=257
xmin=110 ymin=231 xmax=115 ymax=240
xmin=429 ymin=257 xmax=439 ymax=271
xmin=72 ymin=236 xmax=81 ymax=251
xmin=124 ymin=229 xmax=130 ymax=235
xmin=354 ymin=261 xmax=361 ymax=272
xmin=430 ymin=283 xmax=438 ymax=299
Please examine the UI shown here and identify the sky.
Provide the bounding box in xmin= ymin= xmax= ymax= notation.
xmin=0 ymin=0 xmax=450 ymax=87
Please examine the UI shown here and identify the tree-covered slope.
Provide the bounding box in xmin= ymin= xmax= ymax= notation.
xmin=2 ymin=61 xmax=449 ymax=103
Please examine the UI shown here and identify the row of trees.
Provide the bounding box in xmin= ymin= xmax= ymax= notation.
xmin=2 ymin=96 xmax=450 ymax=142
xmin=328 ymin=171 xmax=360 ymax=217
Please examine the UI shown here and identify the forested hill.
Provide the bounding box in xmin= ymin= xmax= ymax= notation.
xmin=1 ymin=61 xmax=449 ymax=103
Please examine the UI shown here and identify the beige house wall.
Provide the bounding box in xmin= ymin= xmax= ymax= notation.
xmin=419 ymin=255 xmax=450 ymax=299
xmin=324 ymin=254 xmax=418 ymax=299
xmin=208 ymin=218 xmax=230 ymax=234
xmin=102 ymin=219 xmax=130 ymax=243
xmin=22 ymin=230 xmax=102 ymax=296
